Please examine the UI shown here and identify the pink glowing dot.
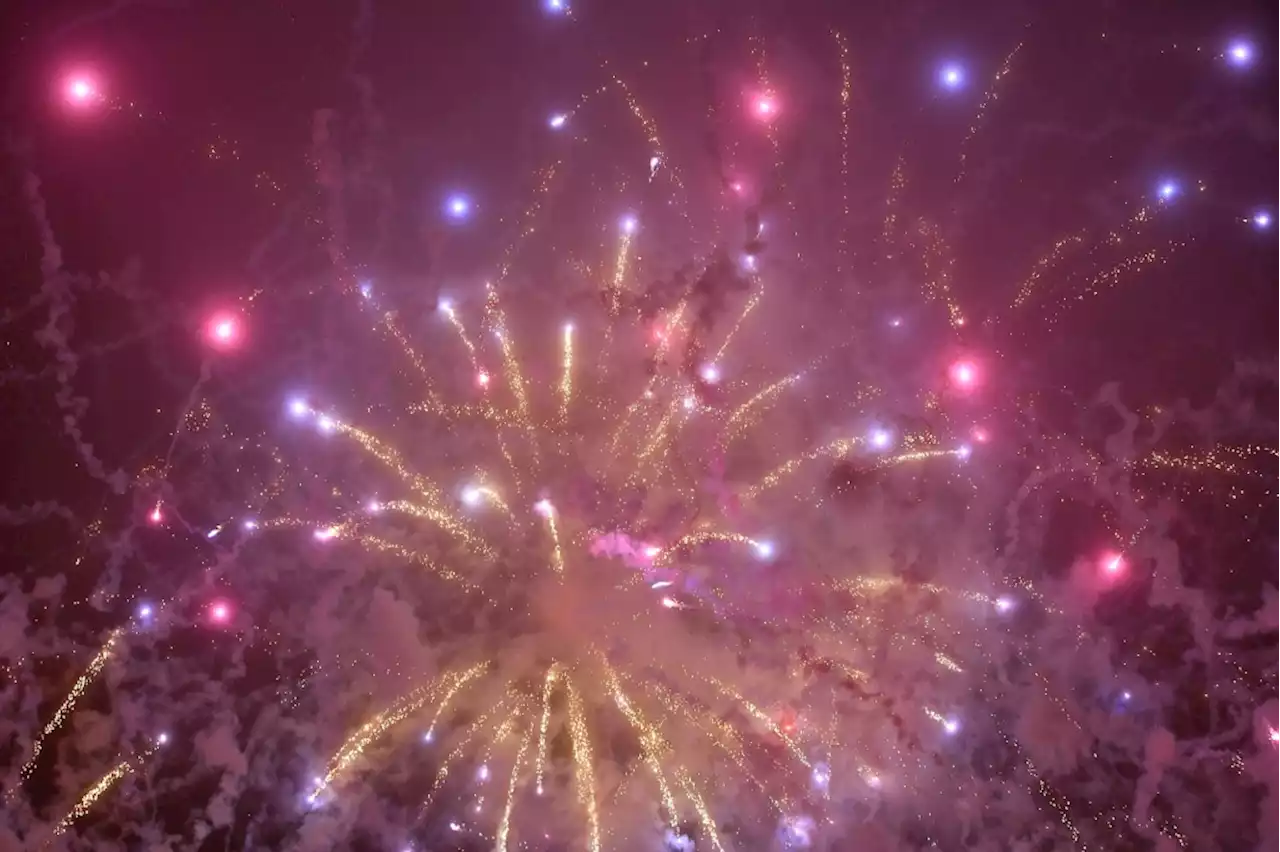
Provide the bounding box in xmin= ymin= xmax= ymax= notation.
xmin=730 ymin=181 xmax=745 ymax=195
xmin=209 ymin=601 xmax=231 ymax=623
xmin=1102 ymin=552 xmax=1125 ymax=576
xmin=1269 ymin=728 xmax=1279 ymax=744
xmin=149 ymin=505 xmax=163 ymax=524
xmin=68 ymin=79 xmax=94 ymax=101
xmin=207 ymin=314 xmax=240 ymax=348
xmin=754 ymin=96 xmax=777 ymax=118
xmin=949 ymin=360 xmax=978 ymax=389
xmin=971 ymin=426 xmax=990 ymax=443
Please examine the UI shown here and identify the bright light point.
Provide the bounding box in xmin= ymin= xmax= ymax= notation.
xmin=206 ymin=527 xmax=221 ymax=539
xmin=1270 ymin=728 xmax=1279 ymax=743
xmin=477 ymin=764 xmax=490 ymax=781
xmin=548 ymin=113 xmax=568 ymax=129
xmin=972 ymin=426 xmax=990 ymax=443
xmin=643 ymin=545 xmax=662 ymax=559
xmin=242 ymin=519 xmax=258 ymax=531
xmin=449 ymin=821 xmax=462 ymax=832
xmin=207 ymin=315 xmax=239 ymax=347
xmin=649 ymin=155 xmax=661 ymax=170
xmin=1226 ymin=40 xmax=1254 ymax=67
xmin=534 ymin=499 xmax=554 ymax=517
xmin=869 ymin=428 xmax=892 ymax=450
xmin=209 ymin=601 xmax=231 ymax=623
xmin=149 ymin=505 xmax=163 ymax=524
xmin=956 ymin=444 xmax=973 ymax=460
xmin=682 ymin=394 xmax=697 ymax=411
xmin=754 ymin=540 xmax=775 ymax=560
xmin=422 ymin=731 xmax=434 ymax=743
xmin=949 ymin=360 xmax=978 ymax=388
xmin=359 ymin=281 xmax=372 ymax=298
xmin=994 ymin=596 xmax=1014 ymax=613
xmin=461 ymin=487 xmax=482 ymax=507
xmin=660 ymin=596 xmax=679 ymax=609
xmin=438 ymin=299 xmax=454 ymax=315
xmin=1251 ymin=211 xmax=1271 ymax=229
xmin=743 ymin=254 xmax=758 ymax=270
xmin=1157 ymin=181 xmax=1179 ymax=202
xmin=545 ymin=0 xmax=566 ymax=12
xmin=1121 ymin=691 xmax=1132 ymax=701
xmin=700 ymin=363 xmax=720 ymax=384
xmin=287 ymin=398 xmax=309 ymax=418
xmin=730 ymin=180 xmax=744 ymax=195
xmin=139 ymin=604 xmax=153 ymax=618
xmin=943 ymin=718 xmax=960 ymax=735
xmin=317 ymin=415 xmax=336 ymax=432
xmin=445 ymin=195 xmax=471 ymax=220
xmin=889 ymin=317 xmax=902 ymax=328
xmin=866 ymin=773 xmax=882 ymax=788
xmin=314 ymin=526 xmax=339 ymax=542
xmin=476 ymin=370 xmax=490 ymax=389
xmin=365 ymin=500 xmax=382 ymax=514
xmin=753 ymin=96 xmax=777 ymax=119
xmin=536 ymin=784 xmax=544 ymax=795
xmin=938 ymin=64 xmax=965 ymax=90
xmin=621 ymin=216 xmax=638 ymax=234
xmin=157 ymin=732 xmax=169 ymax=745
xmin=651 ymin=580 xmax=673 ymax=589
xmin=563 ymin=321 xmax=574 ymax=333
xmin=1103 ymin=552 xmax=1125 ymax=576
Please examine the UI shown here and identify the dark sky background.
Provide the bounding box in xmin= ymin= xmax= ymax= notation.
xmin=0 ymin=1 xmax=1277 ymax=850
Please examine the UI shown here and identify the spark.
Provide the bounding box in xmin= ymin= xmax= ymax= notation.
xmin=446 ymin=194 xmax=472 ymax=220
xmin=549 ymin=112 xmax=568 ymax=129
xmin=534 ymin=666 xmax=559 ymax=790
xmin=1226 ymin=40 xmax=1254 ymax=67
xmin=566 ymin=681 xmax=601 ymax=852
xmin=1157 ymin=180 xmax=1179 ymax=203
xmin=1251 ymin=211 xmax=1271 ymax=230
xmin=560 ymin=322 xmax=574 ymax=422
xmin=938 ymin=63 xmax=965 ymax=90
xmin=49 ymin=758 xmax=136 ymax=839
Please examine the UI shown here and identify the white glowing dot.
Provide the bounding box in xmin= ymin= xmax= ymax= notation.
xmin=1121 ymin=691 xmax=1132 ymax=701
xmin=365 ymin=500 xmax=382 ymax=514
xmin=549 ymin=113 xmax=568 ymax=129
xmin=1227 ymin=40 xmax=1254 ymax=67
xmin=956 ymin=444 xmax=973 ymax=460
xmin=869 ymin=429 xmax=892 ymax=450
xmin=545 ymin=0 xmax=565 ymax=11
xmin=68 ymin=79 xmax=94 ymax=101
xmin=649 ymin=155 xmax=661 ymax=171
xmin=1158 ymin=181 xmax=1179 ymax=202
xmin=449 ymin=821 xmax=462 ymax=832
xmin=643 ymin=545 xmax=662 ymax=559
xmin=621 ymin=216 xmax=638 ymax=234
xmin=950 ymin=360 xmax=977 ymax=387
xmin=650 ymin=580 xmax=673 ymax=589
xmin=536 ymin=784 xmax=544 ymax=795
xmin=660 ymin=596 xmax=679 ymax=609
xmin=317 ymin=415 xmax=336 ymax=433
xmin=242 ymin=519 xmax=258 ymax=531
xmin=939 ymin=64 xmax=965 ymax=89
xmin=149 ymin=506 xmax=163 ymax=524
xmin=889 ymin=317 xmax=902 ymax=328
xmin=476 ymin=371 xmax=491 ymax=388
xmin=1270 ymin=728 xmax=1279 ymax=743
xmin=212 ymin=319 xmax=235 ymax=341
xmin=866 ymin=773 xmax=882 ymax=788
xmin=438 ymin=299 xmax=454 ymax=315
xmin=477 ymin=764 xmax=490 ymax=781
xmin=210 ymin=603 xmax=230 ymax=622
xmin=682 ymin=394 xmax=697 ymax=411
xmin=700 ymin=364 xmax=720 ymax=384
xmin=1103 ymin=553 xmax=1125 ymax=575
xmin=446 ymin=195 xmax=471 ymax=219
xmin=206 ymin=527 xmax=221 ymax=539
xmin=754 ymin=540 xmax=775 ymax=560
xmin=1252 ymin=211 xmax=1271 ymax=229
xmin=563 ymin=321 xmax=575 ymax=334
xmin=314 ymin=526 xmax=339 ymax=542
xmin=358 ymin=281 xmax=372 ymax=298
xmin=743 ymin=253 xmax=758 ymax=270
xmin=994 ymin=596 xmax=1014 ymax=613
xmin=288 ymin=398 xmax=309 ymax=418
xmin=422 ymin=731 xmax=434 ymax=744
xmin=157 ymin=732 xmax=169 ymax=745
xmin=534 ymin=499 xmax=554 ymax=517
xmin=139 ymin=604 xmax=153 ymax=618
xmin=754 ymin=96 xmax=776 ymax=117
xmin=943 ymin=718 xmax=960 ymax=735
xmin=461 ymin=487 xmax=482 ymax=507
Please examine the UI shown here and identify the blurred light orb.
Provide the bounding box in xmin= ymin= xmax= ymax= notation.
xmin=949 ymin=359 xmax=978 ymax=388
xmin=462 ymin=487 xmax=482 ymax=507
xmin=1102 ymin=551 xmax=1125 ymax=576
xmin=287 ymin=398 xmax=310 ymax=418
xmin=699 ymin=363 xmax=721 ymax=384
xmin=476 ymin=370 xmax=491 ymax=388
xmin=994 ymin=596 xmax=1014 ymax=613
xmin=754 ymin=540 xmax=775 ymax=560
xmin=157 ymin=732 xmax=169 ymax=745
xmin=754 ymin=96 xmax=777 ymax=119
xmin=1251 ymin=211 xmax=1271 ymax=230
xmin=138 ymin=603 xmax=153 ymax=618
xmin=207 ymin=314 xmax=240 ymax=347
xmin=65 ymin=77 xmax=97 ymax=104
xmin=869 ymin=428 xmax=892 ymax=450
xmin=548 ymin=113 xmax=567 ymax=129
xmin=545 ymin=0 xmax=567 ymax=12
xmin=620 ymin=215 xmax=638 ymax=234
xmin=445 ymin=195 xmax=471 ymax=220
xmin=1227 ymin=40 xmax=1254 ymax=67
xmin=943 ymin=717 xmax=961 ymax=735
xmin=938 ymin=64 xmax=965 ymax=90
xmin=1157 ymin=180 xmax=1179 ymax=202
xmin=209 ymin=601 xmax=231 ymax=623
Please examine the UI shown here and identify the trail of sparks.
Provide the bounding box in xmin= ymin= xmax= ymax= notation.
xmin=494 ymin=725 xmax=534 ymax=852
xmin=675 ymin=768 xmax=729 ymax=852
xmin=744 ymin=436 xmax=867 ymax=497
xmin=17 ymin=628 xmax=124 ymax=786
xmin=497 ymin=161 xmax=561 ymax=285
xmin=47 ymin=757 xmax=135 ymax=843
xmin=833 ymin=29 xmax=853 ymax=276
xmin=541 ymin=502 xmax=567 ymax=575
xmin=535 ymin=665 xmax=559 ymax=792
xmin=604 ymin=664 xmax=678 ymax=822
xmin=484 ymin=285 xmax=540 ymax=464
xmin=721 ymin=372 xmax=800 ymax=445
xmin=957 ymin=43 xmax=1022 ymax=184
xmin=421 ymin=690 xmax=512 ymax=812
xmin=712 ymin=285 xmax=763 ymax=364
xmin=914 ymin=219 xmax=966 ymax=327
xmin=559 ymin=322 xmax=574 ymax=424
xmin=607 ymin=228 xmax=634 ymax=319
xmin=567 ymin=679 xmax=602 ymax=852
xmin=656 ymin=530 xmax=763 ymax=565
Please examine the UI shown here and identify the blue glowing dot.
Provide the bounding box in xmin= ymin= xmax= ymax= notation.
xmin=359 ymin=281 xmax=372 ymax=299
xmin=1157 ymin=181 xmax=1179 ymax=203
xmin=869 ymin=428 xmax=892 ymax=450
xmin=995 ymin=596 xmax=1014 ymax=613
xmin=1227 ymin=40 xmax=1254 ymax=67
xmin=445 ymin=195 xmax=471 ymax=220
xmin=138 ymin=603 xmax=153 ymax=618
xmin=1251 ymin=211 xmax=1271 ymax=230
xmin=287 ymin=398 xmax=310 ymax=418
xmin=545 ymin=0 xmax=567 ymax=13
xmin=938 ymin=64 xmax=965 ymax=90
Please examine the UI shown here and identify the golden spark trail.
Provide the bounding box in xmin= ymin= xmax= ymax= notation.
xmin=1011 ymin=235 xmax=1086 ymax=309
xmin=424 ymin=665 xmax=489 ymax=741
xmin=607 ymin=229 xmax=634 ymax=319
xmin=957 ymin=43 xmax=1022 ymax=184
xmin=535 ymin=665 xmax=559 ymax=791
xmin=559 ymin=323 xmax=574 ymax=424
xmin=744 ymin=436 xmax=867 ymax=498
xmin=440 ymin=301 xmax=481 ymax=372
xmin=603 ymin=664 xmax=678 ymax=821
xmin=712 ymin=285 xmax=763 ymax=364
xmin=883 ymin=158 xmax=906 ymax=246
xmin=484 ymin=285 xmax=539 ymax=465
xmin=18 ymin=628 xmax=123 ymax=784
xmin=495 ymin=726 xmax=534 ymax=852
xmin=655 ymin=530 xmax=763 ymax=566
xmin=422 ymin=691 xmax=512 ymax=811
xmin=710 ymin=678 xmax=810 ymax=768
xmin=540 ymin=503 xmax=566 ymax=575
xmin=354 ymin=535 xmax=468 ymax=586
xmin=676 ymin=768 xmax=728 ymax=852
xmin=384 ymin=500 xmax=498 ymax=560
xmin=375 ymin=310 xmax=443 ymax=410
xmin=497 ymin=161 xmax=561 ymax=285
xmin=833 ymin=28 xmax=853 ymax=276
xmin=332 ymin=420 xmax=444 ymax=503
xmin=46 ymin=757 xmax=134 ymax=843
xmin=721 ymin=372 xmax=800 ymax=445
xmin=567 ymin=679 xmax=602 ymax=852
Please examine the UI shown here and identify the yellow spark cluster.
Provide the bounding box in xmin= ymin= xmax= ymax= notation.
xmin=48 ymin=758 xmax=135 ymax=842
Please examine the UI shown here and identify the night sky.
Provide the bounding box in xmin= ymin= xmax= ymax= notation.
xmin=1 ymin=1 xmax=1277 ymax=851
